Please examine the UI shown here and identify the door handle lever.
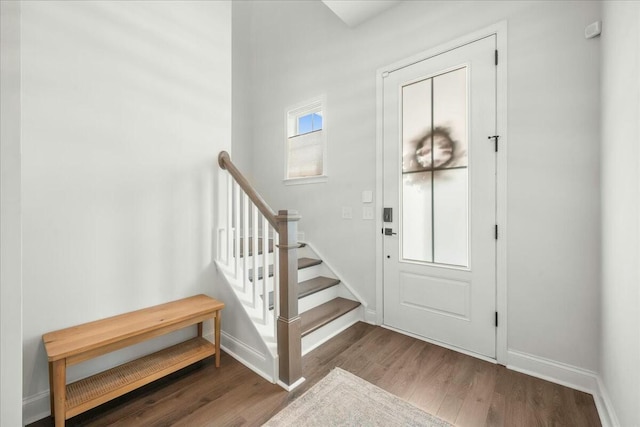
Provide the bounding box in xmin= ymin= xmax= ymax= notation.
xmin=384 ymin=228 xmax=397 ymax=236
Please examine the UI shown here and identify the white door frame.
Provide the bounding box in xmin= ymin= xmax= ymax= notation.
xmin=375 ymin=21 xmax=508 ymax=365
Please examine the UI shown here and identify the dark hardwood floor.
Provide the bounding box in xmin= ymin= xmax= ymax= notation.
xmin=28 ymin=322 xmax=601 ymax=426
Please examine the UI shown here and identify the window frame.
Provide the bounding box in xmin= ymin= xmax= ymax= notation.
xmin=284 ymin=95 xmax=328 ymax=185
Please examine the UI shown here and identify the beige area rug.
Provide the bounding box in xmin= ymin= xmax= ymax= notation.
xmin=263 ymin=368 xmax=452 ymax=426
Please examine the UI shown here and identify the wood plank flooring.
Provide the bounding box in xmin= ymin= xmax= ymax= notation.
xmin=28 ymin=322 xmax=601 ymax=427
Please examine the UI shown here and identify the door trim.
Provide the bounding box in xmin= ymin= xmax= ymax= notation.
xmin=375 ymin=21 xmax=508 ymax=364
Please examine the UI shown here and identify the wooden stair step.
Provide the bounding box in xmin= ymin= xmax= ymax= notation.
xmin=298 ymin=257 xmax=322 ymax=270
xmin=268 ymin=276 xmax=341 ymax=309
xmin=249 ymin=257 xmax=322 ymax=281
xmin=300 ymin=297 xmax=361 ymax=337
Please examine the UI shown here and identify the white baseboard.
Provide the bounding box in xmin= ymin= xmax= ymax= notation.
xmin=220 ymin=331 xmax=276 ymax=384
xmin=593 ymin=376 xmax=620 ymax=427
xmin=23 ymin=389 xmax=51 ymax=426
xmin=364 ymin=308 xmax=377 ymax=325
xmin=507 ymin=349 xmax=619 ymax=427
xmin=507 ymin=349 xmax=598 ymax=394
xmin=277 ymin=376 xmax=306 ymax=392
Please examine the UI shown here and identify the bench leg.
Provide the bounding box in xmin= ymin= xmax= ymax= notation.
xmin=48 ymin=362 xmax=55 ymax=418
xmin=215 ymin=311 xmax=221 ymax=368
xmin=52 ymin=359 xmax=66 ymax=427
xmin=197 ymin=321 xmax=203 ymax=337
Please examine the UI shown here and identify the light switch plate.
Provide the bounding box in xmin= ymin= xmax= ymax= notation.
xmin=342 ymin=206 xmax=353 ymax=219
xmin=362 ymin=190 xmax=373 ymax=203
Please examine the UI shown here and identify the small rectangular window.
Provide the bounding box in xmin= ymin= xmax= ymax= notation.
xmin=285 ymin=97 xmax=327 ymax=183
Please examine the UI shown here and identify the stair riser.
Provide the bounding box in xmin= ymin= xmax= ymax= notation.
xmin=297 ymin=244 xmax=315 ymax=259
xmin=298 ymin=286 xmax=341 ymax=313
xmin=301 ymin=306 xmax=363 ymax=356
xmin=298 ymin=264 xmax=331 ymax=282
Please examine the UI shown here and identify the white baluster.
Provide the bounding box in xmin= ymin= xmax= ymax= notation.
xmin=252 ymin=205 xmax=259 ymax=309
xmin=234 ymin=182 xmax=241 ymax=280
xmin=262 ymin=215 xmax=269 ymax=324
xmin=242 ymin=193 xmax=249 ymax=294
xmin=272 ymin=230 xmax=280 ymax=336
xmin=226 ymin=173 xmax=233 ymax=266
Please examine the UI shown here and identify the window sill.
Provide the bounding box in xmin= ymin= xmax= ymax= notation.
xmin=283 ymin=175 xmax=328 ymax=186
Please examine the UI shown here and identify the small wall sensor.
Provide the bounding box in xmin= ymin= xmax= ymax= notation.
xmin=585 ymin=21 xmax=602 ymax=39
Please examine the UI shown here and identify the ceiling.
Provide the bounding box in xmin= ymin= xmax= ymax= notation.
xmin=321 ymin=0 xmax=402 ymax=27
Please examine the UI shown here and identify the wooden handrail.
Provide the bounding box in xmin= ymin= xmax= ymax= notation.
xmin=218 ymin=151 xmax=277 ymax=229
xmin=219 ymin=151 xmax=303 ymax=390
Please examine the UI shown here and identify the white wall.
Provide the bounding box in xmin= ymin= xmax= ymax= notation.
xmin=20 ymin=1 xmax=231 ymax=422
xmin=231 ymin=1 xmax=254 ymax=175
xmin=239 ymin=0 xmax=601 ymax=372
xmin=1 ymin=2 xmax=23 ymax=425
xmin=600 ymin=2 xmax=640 ymax=426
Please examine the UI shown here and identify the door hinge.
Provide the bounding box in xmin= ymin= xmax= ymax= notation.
xmin=488 ymin=135 xmax=499 ymax=152
xmin=495 ymin=224 xmax=498 ymax=239
xmin=495 ymin=49 xmax=498 ymax=66
xmin=495 ymin=311 xmax=498 ymax=327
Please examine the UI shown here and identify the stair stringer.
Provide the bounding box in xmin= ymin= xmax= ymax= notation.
xmin=298 ymin=242 xmax=369 ymax=313
xmin=214 ymin=260 xmax=278 ymax=384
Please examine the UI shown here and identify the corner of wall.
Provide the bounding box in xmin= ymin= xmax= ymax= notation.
xmin=0 ymin=1 xmax=23 ymax=425
xmin=507 ymin=349 xmax=619 ymax=427
xmin=599 ymin=1 xmax=640 ymax=426
xmin=593 ymin=376 xmax=621 ymax=427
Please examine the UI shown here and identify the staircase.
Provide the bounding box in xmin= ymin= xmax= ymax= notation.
xmin=246 ymin=243 xmax=362 ymax=353
xmin=215 ymin=151 xmax=363 ymax=390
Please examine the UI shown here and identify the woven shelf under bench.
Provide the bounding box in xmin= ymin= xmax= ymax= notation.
xmin=43 ymin=294 xmax=224 ymax=427
xmin=65 ymin=337 xmax=214 ymax=418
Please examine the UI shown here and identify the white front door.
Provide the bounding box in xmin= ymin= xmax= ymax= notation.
xmin=382 ymin=35 xmax=497 ymax=358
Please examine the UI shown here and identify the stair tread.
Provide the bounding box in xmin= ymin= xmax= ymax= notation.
xmin=299 ymin=276 xmax=341 ymax=297
xmin=249 ymin=257 xmax=322 ymax=281
xmin=298 ymin=257 xmax=322 ymax=269
xmin=268 ymin=276 xmax=341 ymax=309
xmin=300 ymin=297 xmax=360 ymax=337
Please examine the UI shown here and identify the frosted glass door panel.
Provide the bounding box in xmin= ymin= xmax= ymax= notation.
xmin=402 ymin=172 xmax=433 ymax=262
xmin=400 ymin=66 xmax=469 ymax=267
xmin=402 ymin=79 xmax=432 ymax=173
xmin=401 ymin=79 xmax=433 ymax=262
xmin=433 ymin=68 xmax=468 ymax=168
xmin=433 ymin=169 xmax=468 ymax=265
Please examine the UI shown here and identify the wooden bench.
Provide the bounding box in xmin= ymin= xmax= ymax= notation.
xmin=42 ymin=294 xmax=224 ymax=427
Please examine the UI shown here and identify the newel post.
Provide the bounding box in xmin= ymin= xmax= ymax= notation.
xmin=276 ymin=209 xmax=304 ymax=389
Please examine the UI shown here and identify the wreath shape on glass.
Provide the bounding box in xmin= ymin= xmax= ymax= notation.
xmin=414 ymin=126 xmax=455 ymax=170
xmin=404 ymin=126 xmax=458 ymax=172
